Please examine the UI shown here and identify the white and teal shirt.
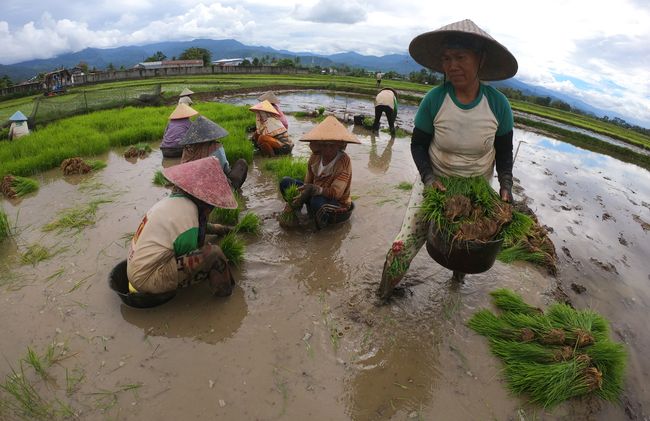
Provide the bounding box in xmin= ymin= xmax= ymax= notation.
xmin=414 ymin=82 xmax=513 ymax=180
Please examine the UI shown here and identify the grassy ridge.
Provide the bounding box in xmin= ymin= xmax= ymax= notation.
xmin=0 ymin=102 xmax=254 ymax=178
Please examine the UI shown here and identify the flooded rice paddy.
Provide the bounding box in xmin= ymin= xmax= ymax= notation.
xmin=0 ymin=91 xmax=649 ymax=420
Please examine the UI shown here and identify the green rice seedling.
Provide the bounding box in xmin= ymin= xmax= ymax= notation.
xmin=317 ymin=106 xmax=325 ymax=116
xmin=210 ymin=191 xmax=244 ymax=225
xmin=263 ymin=156 xmax=308 ymax=182
xmin=546 ymin=304 xmax=610 ymax=340
xmin=583 ymin=341 xmax=626 ymax=401
xmin=468 ymin=309 xmax=521 ymax=339
xmin=504 ymin=358 xmax=592 ymax=408
xmin=20 ymin=244 xmax=52 ymax=266
xmin=490 ymin=338 xmax=571 ymax=364
xmin=0 ymin=364 xmax=53 ymax=419
xmin=490 ymin=289 xmax=543 ymax=315
xmin=0 ymin=208 xmax=10 ymax=240
xmin=234 ymin=212 xmax=261 ymax=235
xmin=282 ymin=183 xmax=300 ymax=203
xmin=395 ymin=182 xmax=413 ymax=191
xmin=500 ymin=211 xmax=535 ymax=248
xmin=86 ymin=159 xmax=107 ymax=171
xmin=362 ymin=117 xmax=374 ymax=128
xmin=497 ymin=242 xmax=548 ymax=265
xmin=152 ymin=170 xmax=171 ymax=187
xmin=219 ymin=232 xmax=245 ymax=266
xmin=23 ymin=347 xmax=50 ymax=380
xmin=3 ymin=175 xmax=39 ymax=197
xmin=42 ymin=199 xmax=112 ymax=234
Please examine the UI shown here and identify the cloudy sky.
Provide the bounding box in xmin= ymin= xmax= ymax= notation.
xmin=1 ymin=0 xmax=649 ymax=126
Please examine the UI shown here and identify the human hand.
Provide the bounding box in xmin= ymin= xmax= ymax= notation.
xmin=500 ymin=187 xmax=512 ymax=203
xmin=424 ymin=174 xmax=446 ymax=192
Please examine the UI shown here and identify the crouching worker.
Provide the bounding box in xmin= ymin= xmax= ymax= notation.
xmin=279 ymin=116 xmax=360 ymax=228
xmin=180 ymin=115 xmax=248 ymax=191
xmin=249 ymin=100 xmax=293 ymax=157
xmin=160 ymin=103 xmax=198 ymax=158
xmin=127 ymin=157 xmax=239 ymax=296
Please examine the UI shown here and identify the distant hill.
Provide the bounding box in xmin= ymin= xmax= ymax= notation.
xmin=0 ymin=38 xmax=628 ymax=123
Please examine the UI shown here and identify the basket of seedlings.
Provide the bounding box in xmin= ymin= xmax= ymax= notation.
xmin=421 ymin=176 xmax=513 ymax=273
xmin=469 ymin=289 xmax=626 ymax=408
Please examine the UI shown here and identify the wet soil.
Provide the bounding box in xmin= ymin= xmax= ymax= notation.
xmin=1 ymin=92 xmax=649 ymax=420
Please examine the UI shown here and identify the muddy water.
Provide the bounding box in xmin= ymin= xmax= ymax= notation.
xmin=0 ymin=94 xmax=649 ymax=420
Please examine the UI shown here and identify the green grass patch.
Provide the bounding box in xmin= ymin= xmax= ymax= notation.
xmin=219 ymin=232 xmax=245 ymax=266
xmin=0 ymin=208 xmax=10 ymax=241
xmin=42 ymin=199 xmax=112 ymax=234
xmin=263 ymin=156 xmax=308 ymax=182
xmin=468 ymin=289 xmax=626 ymax=408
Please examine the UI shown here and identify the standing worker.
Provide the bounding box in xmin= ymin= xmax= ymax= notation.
xmin=378 ymin=19 xmax=517 ymax=299
xmin=8 ymin=111 xmax=30 ymax=140
xmin=372 ymin=88 xmax=398 ymax=135
xmin=376 ymin=71 xmax=383 ymax=88
xmin=178 ymin=88 xmax=194 ymax=105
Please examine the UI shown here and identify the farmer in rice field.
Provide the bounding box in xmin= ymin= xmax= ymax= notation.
xmin=178 ymin=87 xmax=194 ymax=105
xmin=371 ymin=88 xmax=398 ymax=135
xmin=249 ymin=100 xmax=293 ymax=157
xmin=378 ymin=19 xmax=517 ymax=299
xmin=258 ymin=91 xmax=289 ymax=129
xmin=8 ymin=110 xmax=30 ymax=140
xmin=180 ymin=115 xmax=248 ymax=191
xmin=160 ymin=103 xmax=198 ymax=158
xmin=279 ymin=116 xmax=360 ymax=228
xmin=127 ymin=157 xmax=237 ymax=296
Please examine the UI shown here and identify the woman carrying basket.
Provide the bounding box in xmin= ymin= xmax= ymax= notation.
xmin=378 ymin=19 xmax=517 ymax=299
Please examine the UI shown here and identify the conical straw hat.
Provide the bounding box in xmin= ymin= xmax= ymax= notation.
xmin=163 ymin=157 xmax=237 ymax=209
xmin=300 ymin=116 xmax=361 ymax=144
xmin=179 ymin=88 xmax=194 ymax=97
xmin=257 ymin=91 xmax=280 ymax=104
xmin=409 ymin=19 xmax=518 ymax=81
xmin=179 ymin=116 xmax=229 ymax=145
xmin=249 ymin=100 xmax=279 ymax=116
xmin=9 ymin=110 xmax=28 ymax=121
xmin=169 ymin=103 xmax=199 ymax=120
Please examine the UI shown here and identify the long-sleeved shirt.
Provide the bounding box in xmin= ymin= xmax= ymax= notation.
xmin=304 ymin=151 xmax=352 ymax=206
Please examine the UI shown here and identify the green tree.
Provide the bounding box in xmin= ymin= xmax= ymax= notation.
xmin=77 ymin=62 xmax=89 ymax=73
xmin=179 ymin=47 xmax=211 ymax=66
xmin=0 ymin=75 xmax=13 ymax=88
xmin=145 ymin=51 xmax=167 ymax=62
xmin=107 ymin=63 xmax=115 ymax=71
xmin=276 ymin=58 xmax=295 ymax=67
xmin=239 ymin=59 xmax=252 ymax=66
xmin=252 ymin=57 xmax=260 ymax=66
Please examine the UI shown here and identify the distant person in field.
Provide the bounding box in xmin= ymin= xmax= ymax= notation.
xmin=378 ymin=19 xmax=517 ymax=299
xmin=376 ymin=71 xmax=383 ymax=88
xmin=127 ymin=157 xmax=237 ymax=296
xmin=249 ymin=100 xmax=293 ymax=157
xmin=279 ymin=116 xmax=361 ymax=228
xmin=372 ymin=88 xmax=398 ymax=135
xmin=258 ymin=91 xmax=288 ymax=129
xmin=8 ymin=110 xmax=30 ymax=140
xmin=179 ymin=116 xmax=248 ymax=191
xmin=178 ymin=88 xmax=194 ymax=105
xmin=160 ymin=103 xmax=198 ymax=158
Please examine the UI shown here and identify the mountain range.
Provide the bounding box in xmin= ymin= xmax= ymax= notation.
xmin=0 ymin=38 xmax=622 ymax=121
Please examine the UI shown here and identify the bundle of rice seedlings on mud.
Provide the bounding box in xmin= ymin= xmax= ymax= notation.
xmin=218 ymin=232 xmax=245 ymax=266
xmin=234 ymin=212 xmax=261 ymax=235
xmin=282 ymin=184 xmax=300 ymax=204
xmin=209 ymin=191 xmax=244 ymax=226
xmin=152 ymin=170 xmax=172 ymax=187
xmin=60 ymin=157 xmax=92 ymax=175
xmin=420 ymin=176 xmax=556 ymax=272
xmin=468 ymin=289 xmax=626 ymax=408
xmin=0 ymin=207 xmax=10 ymax=240
xmin=123 ymin=143 xmax=152 ymax=158
xmin=86 ymin=159 xmax=107 ymax=171
xmin=1 ymin=175 xmax=39 ymax=198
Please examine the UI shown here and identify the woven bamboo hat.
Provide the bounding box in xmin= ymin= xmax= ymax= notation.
xmin=169 ymin=103 xmax=199 ymax=120
xmin=409 ymin=19 xmax=518 ymax=81
xmin=179 ymin=88 xmax=194 ymax=97
xmin=163 ymin=157 xmax=237 ymax=209
xmin=179 ymin=116 xmax=229 ymax=146
xmin=257 ymin=91 xmax=280 ymax=104
xmin=249 ymin=100 xmax=279 ymax=115
xmin=9 ymin=110 xmax=28 ymax=121
xmin=300 ymin=116 xmax=360 ymax=144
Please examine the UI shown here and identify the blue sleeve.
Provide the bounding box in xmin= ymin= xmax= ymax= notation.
xmin=212 ymin=146 xmax=231 ymax=173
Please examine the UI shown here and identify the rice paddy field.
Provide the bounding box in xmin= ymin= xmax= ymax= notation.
xmin=0 ymin=88 xmax=649 ymax=420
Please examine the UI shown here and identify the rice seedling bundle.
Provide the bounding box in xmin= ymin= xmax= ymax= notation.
xmin=209 ymin=191 xmax=244 ymax=226
xmin=123 ymin=143 xmax=152 ymax=158
xmin=282 ymin=184 xmax=300 ymax=203
xmin=0 ymin=207 xmax=10 ymax=240
xmin=263 ymin=157 xmax=307 ymax=182
xmin=234 ymin=212 xmax=261 ymax=235
xmin=219 ymin=232 xmax=245 ymax=266
xmin=420 ymin=176 xmax=556 ymax=272
xmin=1 ymin=175 xmax=39 ymax=198
xmin=86 ymin=159 xmax=107 ymax=171
xmin=152 ymin=170 xmax=171 ymax=187
xmin=468 ymin=289 xmax=626 ymax=408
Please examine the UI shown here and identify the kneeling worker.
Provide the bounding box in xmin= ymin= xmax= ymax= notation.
xmin=127 ymin=157 xmax=238 ymax=296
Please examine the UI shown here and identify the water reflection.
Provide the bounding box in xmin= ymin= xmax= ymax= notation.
xmin=367 ymin=133 xmax=395 ymax=174
xmin=120 ymin=284 xmax=248 ymax=344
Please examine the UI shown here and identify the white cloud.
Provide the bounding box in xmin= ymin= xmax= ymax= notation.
xmin=292 ymin=0 xmax=368 ymax=24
